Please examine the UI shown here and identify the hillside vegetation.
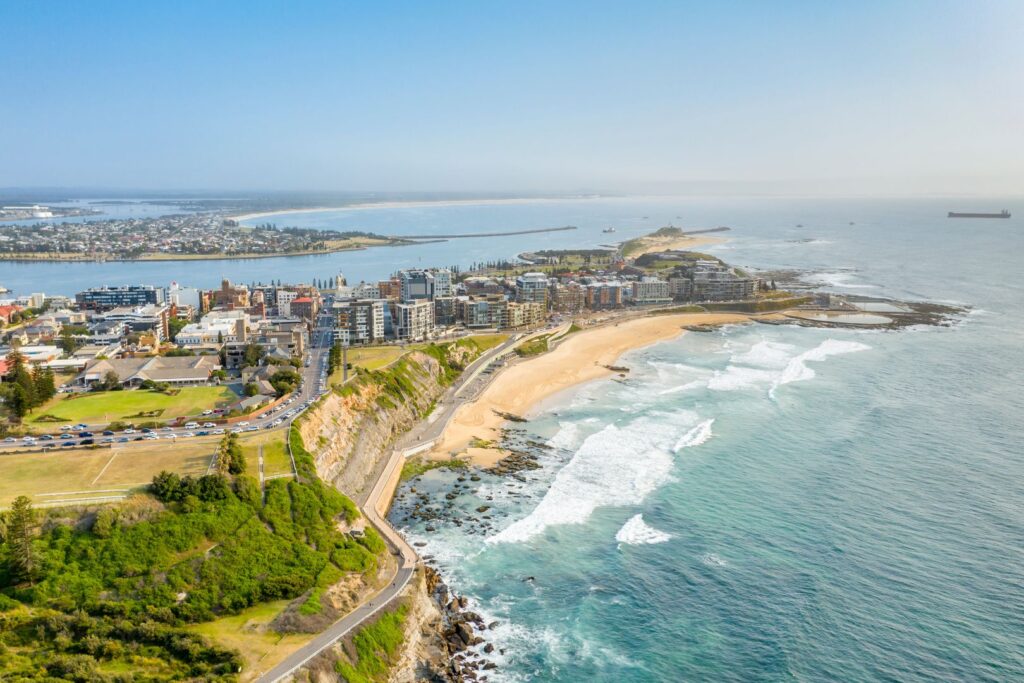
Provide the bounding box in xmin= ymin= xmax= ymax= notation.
xmin=0 ymin=429 xmax=382 ymax=681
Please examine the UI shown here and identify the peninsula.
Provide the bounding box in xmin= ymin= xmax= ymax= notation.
xmin=0 ymin=213 xmax=409 ymax=261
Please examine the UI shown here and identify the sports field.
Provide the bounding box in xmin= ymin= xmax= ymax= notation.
xmin=0 ymin=438 xmax=219 ymax=507
xmin=27 ymin=386 xmax=237 ymax=428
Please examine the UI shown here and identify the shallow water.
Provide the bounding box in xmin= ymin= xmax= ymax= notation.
xmin=387 ymin=198 xmax=1024 ymax=682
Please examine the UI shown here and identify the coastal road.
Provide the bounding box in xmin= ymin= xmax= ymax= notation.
xmin=254 ymin=329 xmax=542 ymax=682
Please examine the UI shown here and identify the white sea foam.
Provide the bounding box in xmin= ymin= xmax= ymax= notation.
xmin=701 ymin=553 xmax=728 ymax=567
xmin=615 ymin=514 xmax=672 ymax=545
xmin=770 ymin=338 xmax=871 ymax=396
xmin=486 ymin=415 xmax=680 ymax=544
xmin=658 ymin=379 xmax=705 ymax=395
xmin=730 ymin=340 xmax=795 ymax=368
xmin=674 ymin=418 xmax=714 ymax=451
xmin=547 ymin=421 xmax=582 ymax=452
xmin=707 ymin=365 xmax=776 ymax=391
xmin=811 ymin=271 xmax=879 ymax=290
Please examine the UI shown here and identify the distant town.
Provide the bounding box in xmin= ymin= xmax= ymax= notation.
xmin=0 ymin=211 xmax=404 ymax=260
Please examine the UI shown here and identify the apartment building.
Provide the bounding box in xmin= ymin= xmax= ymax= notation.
xmin=394 ymin=299 xmax=435 ymax=341
xmin=333 ymin=299 xmax=385 ymax=345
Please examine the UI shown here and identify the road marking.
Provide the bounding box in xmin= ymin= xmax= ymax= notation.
xmin=91 ymin=451 xmax=120 ymax=485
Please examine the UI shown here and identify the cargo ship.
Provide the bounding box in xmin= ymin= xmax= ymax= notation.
xmin=948 ymin=210 xmax=1011 ymax=218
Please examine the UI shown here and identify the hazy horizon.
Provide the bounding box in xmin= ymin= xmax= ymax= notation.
xmin=2 ymin=1 xmax=1022 ymax=196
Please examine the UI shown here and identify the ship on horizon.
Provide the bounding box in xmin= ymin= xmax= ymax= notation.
xmin=948 ymin=209 xmax=1011 ymax=219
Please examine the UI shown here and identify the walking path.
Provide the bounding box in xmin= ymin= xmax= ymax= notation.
xmin=254 ymin=331 xmax=537 ymax=682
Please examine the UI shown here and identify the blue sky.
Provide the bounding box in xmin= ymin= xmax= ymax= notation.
xmin=1 ymin=1 xmax=1021 ymax=195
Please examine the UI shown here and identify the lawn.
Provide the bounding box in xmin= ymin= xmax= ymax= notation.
xmin=27 ymin=386 xmax=237 ymax=428
xmin=187 ymin=600 xmax=314 ymax=682
xmin=0 ymin=437 xmax=219 ymax=507
xmin=238 ymin=431 xmax=293 ymax=477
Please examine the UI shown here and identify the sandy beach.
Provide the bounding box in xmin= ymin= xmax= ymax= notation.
xmin=429 ymin=312 xmax=751 ymax=466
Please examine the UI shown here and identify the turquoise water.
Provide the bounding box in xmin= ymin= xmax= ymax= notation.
xmin=385 ymin=199 xmax=1024 ymax=681
xmin=5 ymin=196 xmax=1023 ymax=680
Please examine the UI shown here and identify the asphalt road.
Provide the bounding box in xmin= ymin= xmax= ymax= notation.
xmin=1 ymin=312 xmax=336 ymax=455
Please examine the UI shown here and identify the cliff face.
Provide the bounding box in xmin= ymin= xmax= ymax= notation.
xmin=299 ymin=350 xmax=448 ymax=501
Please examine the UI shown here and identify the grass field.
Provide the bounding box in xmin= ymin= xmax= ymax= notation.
xmin=187 ymin=600 xmax=313 ymax=682
xmin=238 ymin=431 xmax=293 ymax=477
xmin=26 ymin=386 xmax=237 ymax=428
xmin=329 ymin=334 xmax=508 ymax=385
xmin=0 ymin=437 xmax=220 ymax=507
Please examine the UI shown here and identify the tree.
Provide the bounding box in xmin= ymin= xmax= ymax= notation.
xmin=243 ymin=382 xmax=260 ymax=397
xmin=6 ymin=495 xmax=37 ymax=582
xmin=32 ymin=366 xmax=56 ymax=404
xmin=168 ymin=317 xmax=189 ymax=341
xmin=242 ymin=343 xmax=266 ymax=368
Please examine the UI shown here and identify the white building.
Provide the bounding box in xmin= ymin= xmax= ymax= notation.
xmin=516 ymin=272 xmax=549 ymax=306
xmin=276 ymin=290 xmax=299 ymax=316
xmin=631 ymin=277 xmax=672 ymax=306
xmin=176 ymin=311 xmax=250 ymax=346
xmin=333 ymin=299 xmax=385 ymax=345
xmin=394 ymin=299 xmax=435 ymax=341
xmin=168 ymin=282 xmax=202 ymax=310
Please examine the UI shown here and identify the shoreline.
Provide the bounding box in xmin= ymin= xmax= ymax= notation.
xmin=426 ymin=312 xmax=752 ymax=466
xmin=0 ymin=240 xmax=407 ymax=263
xmin=230 ymin=196 xmax=607 ymax=222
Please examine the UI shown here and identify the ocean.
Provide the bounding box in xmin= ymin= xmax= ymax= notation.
xmin=5 ymin=196 xmax=1022 ymax=680
xmin=382 ymin=198 xmax=1023 ymax=681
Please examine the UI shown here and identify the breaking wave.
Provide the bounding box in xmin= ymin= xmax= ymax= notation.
xmin=674 ymin=419 xmax=714 ymax=451
xmin=486 ymin=416 xmax=680 ymax=545
xmin=615 ymin=514 xmax=672 ymax=545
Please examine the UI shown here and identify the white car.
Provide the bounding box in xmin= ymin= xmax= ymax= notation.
xmin=123 ymin=428 xmax=136 ymax=434
xmin=231 ymin=427 xmax=244 ymax=434
xmin=238 ymin=421 xmax=250 ymax=427
xmin=184 ymin=422 xmax=199 ymax=429
xmin=166 ymin=433 xmax=177 ymax=439
xmin=202 ymin=409 xmax=213 ymax=416
xmin=162 ymin=426 xmax=173 ymax=431
xmin=203 ymin=422 xmax=216 ymax=428
xmin=213 ymin=429 xmax=226 ymax=435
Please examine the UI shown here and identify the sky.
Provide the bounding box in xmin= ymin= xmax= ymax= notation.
xmin=1 ymin=1 xmax=1022 ymax=196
